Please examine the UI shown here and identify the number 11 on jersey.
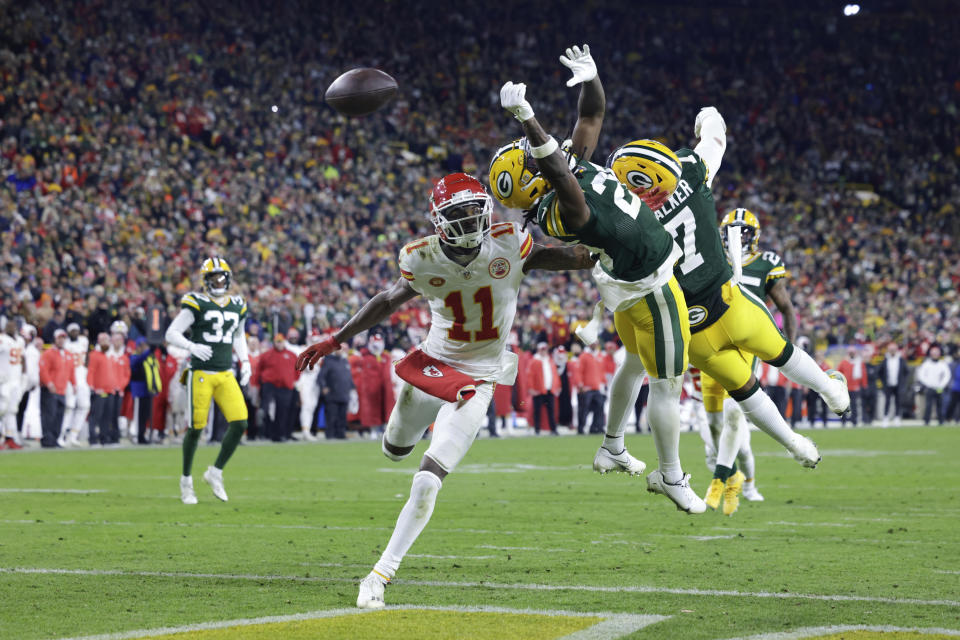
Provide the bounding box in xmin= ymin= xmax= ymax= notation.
xmin=444 ymin=286 xmax=499 ymax=342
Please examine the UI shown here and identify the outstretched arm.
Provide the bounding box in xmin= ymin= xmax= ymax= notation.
xmin=295 ymin=277 xmax=419 ymax=371
xmin=562 ymin=45 xmax=605 ymax=164
xmin=693 ymin=107 xmax=727 ymax=188
xmin=522 ymin=244 xmax=596 ymax=274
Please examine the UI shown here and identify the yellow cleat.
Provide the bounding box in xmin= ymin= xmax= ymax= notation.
xmin=723 ymin=471 xmax=746 ymax=516
xmin=704 ymin=478 xmax=724 ymax=510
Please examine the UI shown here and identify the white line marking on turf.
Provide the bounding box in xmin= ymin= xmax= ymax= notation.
xmin=689 ymin=535 xmax=737 ymax=541
xmin=477 ymin=544 xmax=573 ymax=552
xmin=756 ymin=449 xmax=938 ymax=458
xmin=718 ymin=624 xmax=960 ymax=640
xmin=378 ymin=463 xmax=583 ymax=474
xmin=0 ymin=488 xmax=106 ymax=494
xmin=7 ymin=567 xmax=958 ymax=608
xmin=407 ymin=554 xmax=498 ymax=560
xmin=52 ymin=605 xmax=668 ymax=640
xmin=935 ymin=569 xmax=960 ymax=575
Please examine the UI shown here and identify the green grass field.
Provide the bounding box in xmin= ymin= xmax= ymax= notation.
xmin=1 ymin=425 xmax=959 ymax=640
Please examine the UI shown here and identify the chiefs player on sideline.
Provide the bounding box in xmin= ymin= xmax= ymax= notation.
xmin=295 ymin=173 xmax=595 ymax=609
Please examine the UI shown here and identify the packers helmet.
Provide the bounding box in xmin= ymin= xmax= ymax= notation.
xmin=720 ymin=208 xmax=761 ymax=258
xmin=200 ymin=257 xmax=232 ymax=296
xmin=606 ymin=139 xmax=682 ymax=199
xmin=488 ymin=139 xmax=550 ymax=211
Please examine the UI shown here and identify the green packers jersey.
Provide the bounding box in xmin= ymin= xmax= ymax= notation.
xmin=536 ymin=162 xmax=676 ymax=282
xmin=739 ymin=250 xmax=788 ymax=300
xmin=181 ymin=292 xmax=248 ymax=371
xmin=653 ymin=149 xmax=731 ymax=304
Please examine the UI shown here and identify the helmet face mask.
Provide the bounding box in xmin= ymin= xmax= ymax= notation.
xmin=720 ymin=208 xmax=761 ymax=258
xmin=430 ymin=173 xmax=493 ymax=250
xmin=200 ymin=257 xmax=233 ymax=296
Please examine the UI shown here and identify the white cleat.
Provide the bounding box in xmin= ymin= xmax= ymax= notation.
xmin=203 ymin=466 xmax=228 ymax=501
xmin=593 ymin=447 xmax=646 ymax=476
xmin=646 ymin=470 xmax=706 ymax=514
xmin=790 ymin=433 xmax=821 ymax=468
xmin=357 ymin=571 xmax=388 ymax=609
xmin=180 ymin=476 xmax=198 ymax=505
xmin=824 ymin=369 xmax=851 ymax=417
xmin=742 ymin=481 xmax=765 ymax=502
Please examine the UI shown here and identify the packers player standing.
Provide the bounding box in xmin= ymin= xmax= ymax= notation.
xmin=605 ymin=114 xmax=849 ymax=499
xmin=165 ymin=258 xmax=252 ymax=505
xmin=495 ymin=45 xmax=704 ymax=514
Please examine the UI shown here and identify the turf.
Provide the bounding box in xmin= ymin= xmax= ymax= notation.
xmin=1 ymin=425 xmax=958 ymax=640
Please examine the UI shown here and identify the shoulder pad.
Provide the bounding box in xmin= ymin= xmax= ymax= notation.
xmin=402 ymin=238 xmax=431 ymax=255
xmin=231 ymin=295 xmax=245 ymax=306
xmin=762 ymin=251 xmax=782 ymax=266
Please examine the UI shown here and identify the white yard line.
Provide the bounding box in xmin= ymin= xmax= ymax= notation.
xmin=51 ymin=605 xmax=668 ymax=640
xmin=719 ymin=624 xmax=960 ymax=640
xmin=0 ymin=488 xmax=106 ymax=494
xmin=4 ymin=567 xmax=957 ymax=608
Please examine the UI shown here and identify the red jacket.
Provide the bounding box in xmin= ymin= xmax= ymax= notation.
xmin=526 ymin=355 xmax=560 ymax=395
xmin=86 ymin=349 xmax=111 ymax=394
xmin=107 ymin=348 xmax=131 ymax=394
xmin=40 ymin=346 xmax=75 ymax=394
xmin=574 ymin=351 xmax=605 ymax=391
xmin=837 ymin=359 xmax=867 ymax=392
xmin=356 ymin=350 xmax=395 ymax=427
xmin=255 ymin=347 xmax=299 ymax=389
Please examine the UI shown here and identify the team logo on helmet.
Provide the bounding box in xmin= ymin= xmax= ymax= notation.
xmin=625 ymin=170 xmax=654 ymax=190
xmin=488 ymin=257 xmax=511 ymax=279
xmin=495 ymin=171 xmax=513 ymax=199
xmin=688 ymin=306 xmax=708 ymax=327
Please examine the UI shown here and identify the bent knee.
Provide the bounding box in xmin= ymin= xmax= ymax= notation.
xmin=382 ymin=437 xmax=415 ymax=462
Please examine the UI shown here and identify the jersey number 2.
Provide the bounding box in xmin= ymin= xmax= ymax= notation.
xmin=444 ymin=287 xmax=499 ymax=342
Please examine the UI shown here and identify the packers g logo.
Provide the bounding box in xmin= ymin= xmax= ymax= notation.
xmin=495 ymin=171 xmax=513 ymax=199
xmin=688 ymin=305 xmax=708 ymax=327
xmin=625 ymin=170 xmax=653 ymax=190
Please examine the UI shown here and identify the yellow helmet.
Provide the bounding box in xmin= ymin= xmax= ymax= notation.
xmin=488 ymin=139 xmax=550 ymax=210
xmin=606 ymin=139 xmax=682 ymax=197
xmin=199 ymin=257 xmax=232 ymax=296
xmin=719 ymin=208 xmax=761 ymax=257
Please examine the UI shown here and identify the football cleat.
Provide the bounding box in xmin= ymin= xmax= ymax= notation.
xmin=704 ymin=478 xmax=724 ymax=510
xmin=646 ymin=470 xmax=706 ymax=514
xmin=203 ymin=466 xmax=228 ymax=501
xmin=790 ymin=433 xmax=821 ymax=468
xmin=824 ymin=369 xmax=851 ymax=417
xmin=180 ymin=476 xmax=198 ymax=505
xmin=4 ymin=438 xmax=23 ymax=450
xmin=742 ymin=480 xmax=765 ymax=502
xmin=723 ymin=471 xmax=745 ymax=516
xmin=357 ymin=571 xmax=388 ymax=609
xmin=593 ymin=446 xmax=646 ymax=476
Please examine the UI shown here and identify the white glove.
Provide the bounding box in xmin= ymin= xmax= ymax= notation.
xmin=188 ymin=342 xmax=213 ymax=362
xmin=559 ymin=44 xmax=597 ymax=87
xmin=695 ymin=106 xmax=726 ymax=138
xmin=500 ymin=81 xmax=535 ymax=122
xmin=574 ymin=301 xmax=605 ymax=347
xmin=239 ymin=360 xmax=252 ymax=386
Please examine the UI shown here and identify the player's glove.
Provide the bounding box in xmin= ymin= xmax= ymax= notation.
xmin=559 ymin=44 xmax=597 ymax=87
xmin=574 ymin=301 xmax=605 ymax=347
xmin=694 ymin=106 xmax=726 ymax=138
xmin=500 ymin=81 xmax=535 ymax=122
xmin=188 ymin=342 xmax=213 ymax=362
xmin=239 ymin=360 xmax=252 ymax=386
xmin=295 ymin=335 xmax=341 ymax=371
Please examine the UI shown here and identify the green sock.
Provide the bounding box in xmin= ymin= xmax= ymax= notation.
xmin=713 ymin=464 xmax=734 ymax=482
xmin=182 ymin=429 xmax=201 ymax=477
xmin=214 ymin=420 xmax=247 ymax=470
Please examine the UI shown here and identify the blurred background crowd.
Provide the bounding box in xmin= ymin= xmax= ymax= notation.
xmin=1 ymin=0 xmax=958 ymax=446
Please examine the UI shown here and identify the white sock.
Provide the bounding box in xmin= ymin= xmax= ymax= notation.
xmin=706 ymin=410 xmax=722 ymax=445
xmin=717 ymin=397 xmax=745 ymax=469
xmin=602 ymin=434 xmax=624 ymax=454
xmin=374 ymin=470 xmax=442 ymax=579
xmin=647 ymin=376 xmax=683 ymax=483
xmin=604 ymin=352 xmax=646 ymax=440
xmin=739 ymin=387 xmax=795 ymax=450
xmin=778 ymin=347 xmax=834 ymax=398
xmin=737 ymin=429 xmax=756 ymax=480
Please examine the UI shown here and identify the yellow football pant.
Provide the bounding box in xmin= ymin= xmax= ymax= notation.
xmin=689 ymin=282 xmax=786 ymax=393
xmin=186 ymin=369 xmax=248 ymax=430
xmin=614 ymin=276 xmax=690 ymax=379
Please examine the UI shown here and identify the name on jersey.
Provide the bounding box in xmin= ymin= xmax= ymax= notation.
xmin=654 ymin=179 xmax=695 ymax=220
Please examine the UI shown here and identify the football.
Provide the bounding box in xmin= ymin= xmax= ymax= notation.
xmin=324 ymin=68 xmax=398 ymax=117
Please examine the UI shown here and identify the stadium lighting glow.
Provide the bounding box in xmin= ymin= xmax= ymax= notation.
xmin=843 ymin=4 xmax=860 ymax=16
xmin=271 ymin=105 xmax=279 ymax=113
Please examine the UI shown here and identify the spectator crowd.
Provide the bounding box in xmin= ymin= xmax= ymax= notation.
xmin=1 ymin=0 xmax=958 ymax=448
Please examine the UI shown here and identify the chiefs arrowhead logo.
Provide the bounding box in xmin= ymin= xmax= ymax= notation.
xmin=422 ymin=365 xmax=443 ymax=378
xmin=488 ymin=257 xmax=510 ymax=279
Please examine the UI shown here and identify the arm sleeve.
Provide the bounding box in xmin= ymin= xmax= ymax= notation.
xmin=165 ymin=309 xmax=195 ymax=350
xmin=232 ymin=319 xmax=249 ymax=362
xmin=694 ymin=114 xmax=727 ymax=188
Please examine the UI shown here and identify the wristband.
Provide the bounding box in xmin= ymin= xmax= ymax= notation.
xmin=530 ymin=136 xmax=559 ymax=159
